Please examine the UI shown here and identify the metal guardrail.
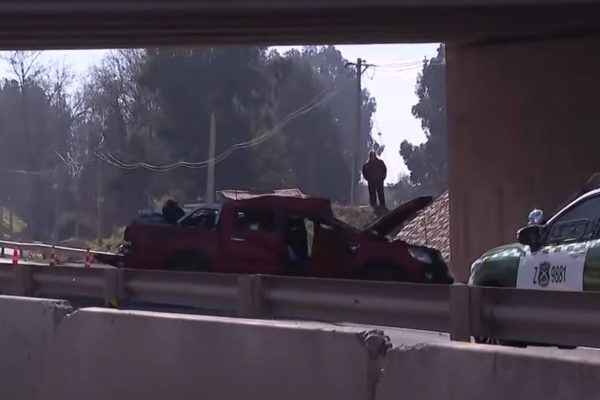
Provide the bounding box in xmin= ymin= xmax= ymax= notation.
xmin=0 ymin=263 xmax=598 ymax=348
xmin=0 ymin=240 xmax=115 ymax=263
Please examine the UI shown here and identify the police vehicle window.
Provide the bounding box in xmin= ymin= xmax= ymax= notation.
xmin=548 ymin=220 xmax=588 ymax=243
xmin=235 ymin=209 xmax=275 ymax=232
xmin=548 ymin=196 xmax=600 ymax=242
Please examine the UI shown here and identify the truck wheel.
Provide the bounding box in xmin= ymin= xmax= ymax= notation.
xmin=357 ymin=262 xmax=406 ymax=282
xmin=165 ymin=252 xmax=212 ymax=272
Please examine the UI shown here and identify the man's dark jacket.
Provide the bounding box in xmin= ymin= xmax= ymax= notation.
xmin=362 ymin=158 xmax=387 ymax=183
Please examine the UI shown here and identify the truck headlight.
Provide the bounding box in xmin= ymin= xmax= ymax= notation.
xmin=408 ymin=247 xmax=433 ymax=264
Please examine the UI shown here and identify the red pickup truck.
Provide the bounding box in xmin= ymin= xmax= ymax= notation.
xmin=103 ymin=195 xmax=453 ymax=284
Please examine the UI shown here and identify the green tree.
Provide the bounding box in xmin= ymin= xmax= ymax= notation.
xmin=140 ymin=47 xmax=293 ymax=194
xmin=268 ymin=46 xmax=377 ymax=201
xmin=400 ymin=44 xmax=447 ymax=195
xmin=299 ymin=46 xmax=377 ymax=194
xmin=75 ymin=49 xmax=159 ymax=236
xmin=69 ymin=46 xmax=379 ymax=239
xmin=268 ymin=53 xmax=349 ymax=200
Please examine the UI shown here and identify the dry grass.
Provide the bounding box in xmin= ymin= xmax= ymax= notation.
xmin=332 ymin=205 xmax=377 ymax=229
xmin=0 ymin=207 xmax=27 ymax=236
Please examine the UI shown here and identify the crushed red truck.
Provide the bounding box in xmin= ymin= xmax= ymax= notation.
xmin=97 ymin=193 xmax=454 ymax=284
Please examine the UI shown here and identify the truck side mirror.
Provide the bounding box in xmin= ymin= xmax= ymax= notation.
xmin=517 ymin=225 xmax=542 ymax=251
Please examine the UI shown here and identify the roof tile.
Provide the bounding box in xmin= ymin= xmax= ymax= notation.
xmin=396 ymin=190 xmax=450 ymax=263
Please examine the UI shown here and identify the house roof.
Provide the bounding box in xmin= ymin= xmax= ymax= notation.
xmin=396 ymin=190 xmax=450 ymax=263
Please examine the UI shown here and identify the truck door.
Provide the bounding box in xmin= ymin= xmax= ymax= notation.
xmin=221 ymin=207 xmax=287 ymax=274
xmin=309 ymin=220 xmax=352 ymax=278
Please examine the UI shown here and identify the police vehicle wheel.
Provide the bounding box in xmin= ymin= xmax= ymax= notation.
xmin=474 ymin=336 xmax=501 ymax=345
xmin=474 ymin=336 xmax=526 ymax=347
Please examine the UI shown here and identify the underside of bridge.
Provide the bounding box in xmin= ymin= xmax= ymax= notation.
xmin=4 ymin=0 xmax=600 ymax=280
xmin=0 ymin=0 xmax=599 ymax=48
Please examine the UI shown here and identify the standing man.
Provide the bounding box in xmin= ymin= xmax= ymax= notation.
xmin=362 ymin=150 xmax=387 ymax=210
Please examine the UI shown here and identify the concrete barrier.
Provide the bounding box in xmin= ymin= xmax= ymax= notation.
xmin=40 ymin=308 xmax=390 ymax=400
xmin=376 ymin=342 xmax=600 ymax=400
xmin=0 ymin=295 xmax=72 ymax=400
xmin=3 ymin=297 xmax=600 ymax=400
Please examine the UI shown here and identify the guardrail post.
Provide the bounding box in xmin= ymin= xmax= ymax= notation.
xmin=237 ymin=275 xmax=263 ymax=318
xmin=449 ymin=283 xmax=471 ymax=342
xmin=104 ymin=268 xmax=123 ymax=308
xmin=13 ymin=264 xmax=33 ymax=297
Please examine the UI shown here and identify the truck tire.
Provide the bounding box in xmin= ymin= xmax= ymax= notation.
xmin=357 ymin=261 xmax=406 ymax=282
xmin=164 ymin=251 xmax=212 ymax=272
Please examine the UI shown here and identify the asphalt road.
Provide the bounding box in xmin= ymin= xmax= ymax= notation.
xmin=337 ymin=323 xmax=600 ymax=358
xmin=265 ymin=319 xmax=600 ymax=359
xmin=117 ymin=302 xmax=600 ymax=358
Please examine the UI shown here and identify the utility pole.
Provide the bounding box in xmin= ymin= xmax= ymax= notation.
xmin=345 ymin=58 xmax=372 ymax=206
xmin=96 ymin=157 xmax=103 ymax=244
xmin=206 ymin=112 xmax=217 ymax=205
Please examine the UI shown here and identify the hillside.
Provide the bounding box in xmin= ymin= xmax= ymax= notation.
xmin=332 ymin=205 xmax=377 ymax=228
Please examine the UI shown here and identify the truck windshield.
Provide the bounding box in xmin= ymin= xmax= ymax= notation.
xmin=180 ymin=209 xmax=220 ymax=228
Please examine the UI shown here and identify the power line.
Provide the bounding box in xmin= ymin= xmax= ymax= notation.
xmin=371 ymin=60 xmax=445 ymax=72
xmin=97 ymin=87 xmax=337 ymax=171
xmin=88 ymin=55 xmax=445 ymax=175
xmin=0 ymin=168 xmax=53 ymax=176
xmin=95 ymin=82 xmax=346 ymax=172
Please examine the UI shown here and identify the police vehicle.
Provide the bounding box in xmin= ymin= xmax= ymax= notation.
xmin=469 ymin=173 xmax=600 ymax=346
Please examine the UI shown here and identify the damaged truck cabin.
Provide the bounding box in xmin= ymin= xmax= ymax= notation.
xmin=107 ymin=195 xmax=453 ymax=284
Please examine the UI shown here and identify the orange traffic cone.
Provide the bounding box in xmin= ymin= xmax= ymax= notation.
xmin=12 ymin=248 xmax=19 ymax=265
xmin=84 ymin=248 xmax=92 ymax=268
xmin=50 ymin=246 xmax=57 ymax=267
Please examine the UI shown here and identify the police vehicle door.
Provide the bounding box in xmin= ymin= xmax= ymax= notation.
xmin=516 ymin=195 xmax=600 ymax=291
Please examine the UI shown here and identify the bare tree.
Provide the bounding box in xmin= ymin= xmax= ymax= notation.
xmin=0 ymin=51 xmax=74 ymax=240
xmin=2 ymin=51 xmax=45 ymax=88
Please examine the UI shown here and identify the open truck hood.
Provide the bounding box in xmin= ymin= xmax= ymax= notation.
xmin=364 ymin=195 xmax=433 ymax=237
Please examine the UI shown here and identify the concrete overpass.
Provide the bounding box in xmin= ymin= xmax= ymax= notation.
xmin=1 ymin=0 xmax=600 ymax=47
xmin=3 ymin=0 xmax=600 ymax=279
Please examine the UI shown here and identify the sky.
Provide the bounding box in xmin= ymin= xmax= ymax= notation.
xmin=0 ymin=44 xmax=440 ymax=184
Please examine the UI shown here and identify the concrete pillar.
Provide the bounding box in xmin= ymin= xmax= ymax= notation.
xmin=447 ymin=34 xmax=600 ymax=281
